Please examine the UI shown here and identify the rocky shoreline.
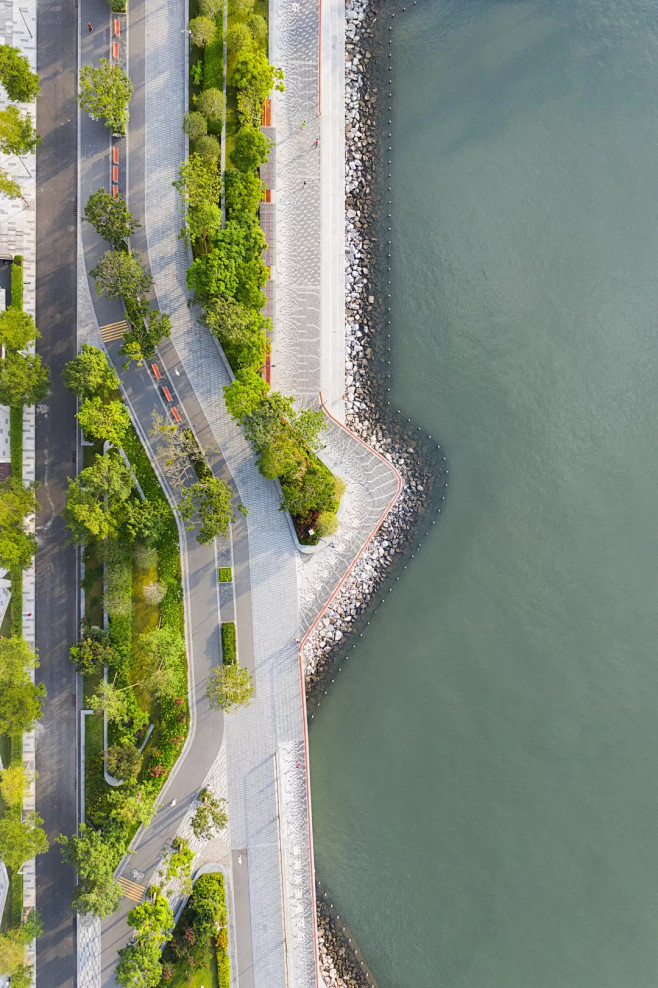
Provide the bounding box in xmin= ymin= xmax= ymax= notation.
xmin=308 ymin=0 xmax=448 ymax=985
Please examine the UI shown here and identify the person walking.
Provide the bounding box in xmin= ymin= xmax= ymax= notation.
xmin=88 ymin=22 xmax=93 ymax=31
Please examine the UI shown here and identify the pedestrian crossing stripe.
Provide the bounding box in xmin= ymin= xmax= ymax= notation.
xmin=118 ymin=876 xmax=145 ymax=902
xmin=100 ymin=319 xmax=128 ymax=342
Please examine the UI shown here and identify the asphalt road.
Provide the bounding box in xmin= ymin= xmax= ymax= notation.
xmin=34 ymin=0 xmax=79 ymax=983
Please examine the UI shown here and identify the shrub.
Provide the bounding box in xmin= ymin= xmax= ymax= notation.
xmin=204 ymin=34 xmax=224 ymax=91
xmin=141 ymin=580 xmax=166 ymax=605
xmin=183 ymin=110 xmax=207 ymax=141
xmin=232 ymin=0 xmax=254 ymax=18
xmin=231 ymin=125 xmax=270 ymax=173
xmin=315 ymin=510 xmax=338 ymax=538
xmin=9 ymin=404 xmax=22 ymax=476
xmin=218 ymin=567 xmax=232 ymax=583
xmin=195 ymin=134 xmax=220 ymax=163
xmin=248 ymin=13 xmax=268 ymax=48
xmin=133 ymin=543 xmax=157 ymax=571
xmin=110 ymin=0 xmax=126 ymax=11
xmin=10 ymin=255 xmax=22 ymax=310
xmin=221 ymin=622 xmax=236 ymax=664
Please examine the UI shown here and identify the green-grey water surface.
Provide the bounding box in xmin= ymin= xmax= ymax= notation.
xmin=310 ymin=1 xmax=658 ymax=986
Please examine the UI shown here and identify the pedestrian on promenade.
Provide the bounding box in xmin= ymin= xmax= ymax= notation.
xmin=314 ymin=138 xmax=319 ymax=147
xmin=302 ymin=120 xmax=307 ymax=127
xmin=88 ymin=22 xmax=93 ymax=31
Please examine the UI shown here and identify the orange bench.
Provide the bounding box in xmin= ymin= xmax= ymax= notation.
xmin=170 ymin=407 xmax=182 ymax=423
xmin=112 ymin=185 xmax=118 ymax=199
xmin=151 ymin=363 xmax=162 ymax=380
xmin=162 ymin=386 xmax=173 ymax=402
xmin=114 ymin=18 xmax=121 ymax=35
xmin=112 ymin=165 xmax=118 ymax=183
xmin=112 ymin=146 xmax=119 ymax=165
xmin=112 ymin=42 xmax=119 ymax=60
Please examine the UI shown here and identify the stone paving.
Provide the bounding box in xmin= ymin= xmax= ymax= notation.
xmin=143 ymin=1 xmax=318 ymax=983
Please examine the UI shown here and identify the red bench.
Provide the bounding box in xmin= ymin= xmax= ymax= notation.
xmin=151 ymin=363 xmax=162 ymax=380
xmin=170 ymin=407 xmax=182 ymax=423
xmin=112 ymin=42 xmax=119 ymax=60
xmin=112 ymin=165 xmax=118 ymax=183
xmin=162 ymin=386 xmax=173 ymax=402
xmin=114 ymin=18 xmax=121 ymax=35
xmin=112 ymin=146 xmax=119 ymax=165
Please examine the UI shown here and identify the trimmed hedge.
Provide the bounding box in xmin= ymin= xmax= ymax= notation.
xmin=221 ymin=622 xmax=236 ymax=665
xmin=218 ymin=567 xmax=232 ymax=583
xmin=10 ymin=405 xmax=22 ymax=477
xmin=10 ymin=255 xmax=23 ymax=311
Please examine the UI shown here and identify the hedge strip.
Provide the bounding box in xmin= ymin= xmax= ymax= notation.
xmin=10 ymin=255 xmax=22 ymax=311
xmin=221 ymin=622 xmax=236 ymax=665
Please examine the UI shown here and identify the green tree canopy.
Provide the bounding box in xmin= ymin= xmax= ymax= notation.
xmin=78 ymin=59 xmax=133 ymax=133
xmin=83 ymin=188 xmax=140 ymax=249
xmin=281 ymin=460 xmax=337 ymax=516
xmin=0 ymin=811 xmax=48 ymax=872
xmin=106 ymin=787 xmax=156 ymax=826
xmin=90 ymin=249 xmax=153 ymax=301
xmin=198 ymin=0 xmax=222 ymax=15
xmin=224 ymin=167 xmax=264 ymax=219
xmin=69 ymin=629 xmax=115 ymax=676
xmin=134 ymin=626 xmax=185 ymax=677
xmin=232 ymin=0 xmax=255 ymax=19
xmin=58 ymin=824 xmax=123 ymax=918
xmin=0 ymin=45 xmax=40 ymax=102
xmin=0 ymin=636 xmax=38 ymax=679
xmin=0 ymin=171 xmax=22 ymax=201
xmin=106 ymin=743 xmax=142 ymax=781
xmin=0 ymin=477 xmax=39 ymax=529
xmin=88 ymin=679 xmax=130 ymax=724
xmin=179 ymin=476 xmax=236 ymax=543
xmin=195 ymin=134 xmax=221 ymax=164
xmin=184 ymin=201 xmax=222 ymax=253
xmin=230 ymin=49 xmax=284 ymax=98
xmin=0 ymin=350 xmax=49 ymax=405
xmin=0 ymin=527 xmax=38 ymax=570
xmin=248 ymin=13 xmax=268 ymax=48
xmin=127 ymin=891 xmax=173 ymax=946
xmin=0 ymin=764 xmax=33 ymax=808
xmin=0 ymin=106 xmax=40 ymax=156
xmin=116 ymin=939 xmax=162 ymax=988
xmin=207 ymin=661 xmax=255 ymax=712
xmin=231 ymin=124 xmax=271 ymax=173
xmin=77 ymin=396 xmax=131 ymax=446
xmin=0 ymin=674 xmax=46 ymax=735
xmin=0 ymin=308 xmax=38 ymax=350
xmin=64 ymin=450 xmax=134 ymax=543
xmin=188 ymin=15 xmax=216 ymax=47
xmin=174 ymin=153 xmax=222 ymax=212
xmin=195 ymin=87 xmax=225 ymax=121
xmin=224 ymin=368 xmax=269 ymax=421
xmin=227 ymin=22 xmax=252 ymax=53
xmin=62 ymin=343 xmax=119 ymax=400
xmin=182 ymin=111 xmax=207 ymax=141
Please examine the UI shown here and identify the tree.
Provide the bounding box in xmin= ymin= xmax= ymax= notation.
xmin=248 ymin=13 xmax=268 ymax=48
xmin=230 ymin=49 xmax=284 ymax=99
xmin=83 ymin=188 xmax=140 ymax=249
xmin=0 ymin=308 xmax=38 ymax=350
xmin=184 ymin=201 xmax=222 ymax=253
xmin=141 ymin=580 xmax=166 ymax=605
xmin=106 ymin=743 xmax=142 ymax=781
xmin=0 ymin=930 xmax=25 ymax=978
xmin=224 ymin=167 xmax=264 ymax=219
xmin=195 ymin=134 xmax=220 ymax=163
xmin=174 ymin=153 xmax=221 ymax=212
xmin=232 ymin=0 xmax=254 ymax=18
xmin=236 ymin=86 xmax=261 ymax=127
xmin=190 ymin=787 xmax=228 ymax=839
xmin=0 ymin=636 xmax=38 ymax=679
xmin=182 ymin=111 xmax=206 ymax=141
xmin=198 ymin=0 xmax=222 ymax=15
xmin=195 ymin=87 xmax=225 ymax=121
xmin=290 ymin=407 xmax=326 ymax=451
xmin=179 ymin=476 xmax=236 ymax=543
xmin=149 ymin=414 xmax=197 ymax=487
xmin=0 ymin=106 xmax=40 ymax=156
xmin=224 ymin=368 xmax=269 ymax=421
xmin=0 ymin=765 xmax=34 ymax=808
xmin=89 ymin=679 xmax=129 ymax=724
xmin=231 ymin=125 xmax=271 ymax=173
xmin=106 ymin=787 xmax=156 ymax=826
xmin=135 ymin=626 xmax=185 ymax=674
xmin=227 ymin=22 xmax=252 ymax=53
xmin=0 ymin=526 xmax=37 ymax=570
xmin=90 ymin=249 xmax=152 ymax=301
xmin=0 ymin=45 xmax=39 ymax=102
xmin=188 ymin=16 xmax=216 ymax=47
xmin=281 ymin=461 xmax=337 ymax=516
xmin=186 ymin=220 xmax=266 ymax=306
xmin=207 ymin=661 xmax=254 ymax=712
xmin=0 ymin=171 xmax=22 ymax=201
xmin=120 ymin=301 xmax=171 ymax=365
xmin=78 ymin=59 xmax=133 ymax=133
xmin=0 ymin=350 xmax=49 ymax=405
xmin=0 ymin=674 xmax=46 ymax=735
xmin=0 ymin=811 xmax=48 ymax=872
xmin=127 ymin=891 xmax=173 ymax=946
xmin=64 ymin=450 xmax=134 ymax=543
xmin=58 ymin=824 xmax=123 ymax=918
xmin=69 ymin=630 xmax=115 ymax=676
xmin=0 ymin=477 xmax=39 ymax=529
xmin=116 ymin=940 xmax=162 ymax=988
xmin=77 ymin=396 xmax=130 ymax=446
xmin=63 ymin=343 xmax=119 ymax=400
